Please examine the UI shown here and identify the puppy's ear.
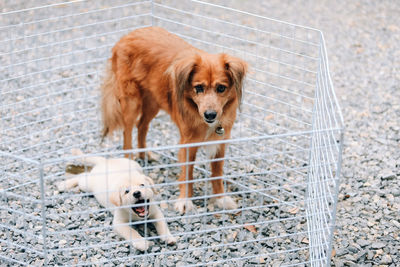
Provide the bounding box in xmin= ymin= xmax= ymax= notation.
xmin=166 ymin=54 xmax=198 ymax=112
xmin=144 ymin=176 xmax=157 ymax=194
xmin=110 ymin=190 xmax=122 ymax=206
xmin=221 ymin=54 xmax=248 ymax=108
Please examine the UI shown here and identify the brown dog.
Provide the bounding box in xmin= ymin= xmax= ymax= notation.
xmin=101 ymin=27 xmax=247 ymax=214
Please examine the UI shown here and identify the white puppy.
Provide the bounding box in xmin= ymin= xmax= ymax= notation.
xmin=58 ymin=149 xmax=176 ymax=251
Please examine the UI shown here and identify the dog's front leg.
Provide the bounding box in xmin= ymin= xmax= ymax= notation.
xmin=113 ymin=210 xmax=152 ymax=251
xmin=174 ymin=145 xmax=198 ymax=214
xmin=151 ymin=206 xmax=176 ymax=244
xmin=210 ymin=143 xmax=237 ymax=210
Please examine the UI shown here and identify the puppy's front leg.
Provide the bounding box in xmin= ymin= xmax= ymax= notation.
xmin=57 ymin=176 xmax=80 ymax=192
xmin=113 ymin=210 xmax=152 ymax=251
xmin=151 ymin=206 xmax=176 ymax=245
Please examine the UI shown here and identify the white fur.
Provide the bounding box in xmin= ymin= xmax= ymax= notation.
xmin=58 ymin=149 xmax=176 ymax=251
xmin=174 ymin=198 xmax=194 ymax=214
xmin=213 ymin=196 xmax=238 ymax=210
xmin=204 ymin=144 xmax=219 ymax=159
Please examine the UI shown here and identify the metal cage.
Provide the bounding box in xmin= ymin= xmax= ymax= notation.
xmin=0 ymin=1 xmax=344 ymax=266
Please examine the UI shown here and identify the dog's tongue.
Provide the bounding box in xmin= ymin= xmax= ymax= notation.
xmin=136 ymin=206 xmax=145 ymax=213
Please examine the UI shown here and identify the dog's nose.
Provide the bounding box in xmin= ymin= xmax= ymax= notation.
xmin=133 ymin=191 xmax=141 ymax=199
xmin=204 ymin=110 xmax=217 ymax=122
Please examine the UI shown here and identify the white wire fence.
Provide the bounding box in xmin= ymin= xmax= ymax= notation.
xmin=0 ymin=0 xmax=343 ymax=266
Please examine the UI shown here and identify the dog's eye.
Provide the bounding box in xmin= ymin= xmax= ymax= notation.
xmin=216 ymin=84 xmax=226 ymax=93
xmin=124 ymin=188 xmax=130 ymax=194
xmin=194 ymin=85 xmax=204 ymax=93
xmin=140 ymin=184 xmax=145 ymax=187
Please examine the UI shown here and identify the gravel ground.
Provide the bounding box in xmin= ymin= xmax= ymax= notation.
xmin=1 ymin=1 xmax=399 ymax=266
xmin=225 ymin=1 xmax=400 ymax=266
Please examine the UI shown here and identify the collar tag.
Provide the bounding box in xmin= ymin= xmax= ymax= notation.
xmin=215 ymin=126 xmax=225 ymax=136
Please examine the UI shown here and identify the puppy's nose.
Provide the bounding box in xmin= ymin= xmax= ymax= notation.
xmin=133 ymin=191 xmax=141 ymax=199
xmin=204 ymin=110 xmax=217 ymax=122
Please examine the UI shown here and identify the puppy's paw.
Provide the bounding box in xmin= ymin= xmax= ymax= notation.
xmin=174 ymin=198 xmax=194 ymax=214
xmin=214 ymin=196 xmax=237 ymax=210
xmin=132 ymin=239 xmax=153 ymax=251
xmin=161 ymin=234 xmax=177 ymax=245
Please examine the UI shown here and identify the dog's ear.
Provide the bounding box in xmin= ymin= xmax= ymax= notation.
xmin=166 ymin=54 xmax=198 ymax=112
xmin=110 ymin=190 xmax=122 ymax=206
xmin=221 ymin=54 xmax=248 ymax=108
xmin=144 ymin=176 xmax=157 ymax=194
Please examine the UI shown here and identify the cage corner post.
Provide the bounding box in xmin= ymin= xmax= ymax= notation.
xmin=325 ymin=129 xmax=344 ymax=267
xmin=38 ymin=162 xmax=49 ymax=266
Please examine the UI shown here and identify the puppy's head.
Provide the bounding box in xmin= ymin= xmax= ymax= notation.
xmin=110 ymin=174 xmax=155 ymax=219
xmin=169 ymin=52 xmax=247 ymax=125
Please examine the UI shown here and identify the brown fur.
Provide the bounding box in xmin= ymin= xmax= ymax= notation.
xmin=101 ymin=27 xmax=247 ymax=208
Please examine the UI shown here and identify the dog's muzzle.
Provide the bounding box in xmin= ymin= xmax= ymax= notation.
xmin=132 ymin=198 xmax=149 ymax=218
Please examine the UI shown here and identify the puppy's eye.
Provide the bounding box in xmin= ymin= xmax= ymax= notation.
xmin=124 ymin=188 xmax=130 ymax=194
xmin=140 ymin=184 xmax=145 ymax=187
xmin=216 ymin=84 xmax=226 ymax=93
xmin=194 ymin=85 xmax=204 ymax=93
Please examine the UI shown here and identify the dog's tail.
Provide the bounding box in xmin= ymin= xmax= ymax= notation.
xmin=71 ymin=149 xmax=105 ymax=166
xmin=101 ymin=61 xmax=123 ymax=141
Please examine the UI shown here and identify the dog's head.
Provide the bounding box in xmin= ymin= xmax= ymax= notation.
xmin=169 ymin=52 xmax=247 ymax=125
xmin=110 ymin=173 xmax=155 ymax=219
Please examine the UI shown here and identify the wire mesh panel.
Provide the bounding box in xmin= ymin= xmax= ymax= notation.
xmin=0 ymin=0 xmax=343 ymax=266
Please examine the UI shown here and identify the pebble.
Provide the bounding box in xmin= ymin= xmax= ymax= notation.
xmin=380 ymin=254 xmax=392 ymax=264
xmin=380 ymin=172 xmax=396 ymax=181
xmin=371 ymin=242 xmax=386 ymax=249
xmin=356 ymin=239 xmax=370 ymax=247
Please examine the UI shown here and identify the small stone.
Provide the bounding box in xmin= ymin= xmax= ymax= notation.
xmin=356 ymin=239 xmax=370 ymax=247
xmin=344 ymin=254 xmax=357 ymax=262
xmin=227 ymin=231 xmax=238 ymax=242
xmin=371 ymin=242 xmax=385 ymax=249
xmin=363 ymin=181 xmax=371 ymax=187
xmin=355 ymin=250 xmax=367 ymax=261
xmin=347 ymin=246 xmax=359 ymax=253
xmin=248 ymin=257 xmax=260 ymax=264
xmin=151 ymin=246 xmax=160 ymax=253
xmin=380 ymin=172 xmax=396 ymax=180
xmin=391 ymin=219 xmax=400 ymax=228
xmin=380 ymin=254 xmax=392 ymax=264
xmin=367 ymin=251 xmax=374 ymax=260
xmin=336 ymin=248 xmax=347 ymax=257
xmin=211 ymin=232 xmax=221 ymax=242
xmin=193 ymin=249 xmax=202 ymax=258
xmin=177 ymin=243 xmax=186 ymax=250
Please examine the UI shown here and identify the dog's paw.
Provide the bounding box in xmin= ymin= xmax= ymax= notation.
xmin=161 ymin=234 xmax=177 ymax=245
xmin=146 ymin=151 xmax=160 ymax=162
xmin=174 ymin=198 xmax=194 ymax=214
xmin=137 ymin=151 xmax=160 ymax=162
xmin=132 ymin=239 xmax=153 ymax=251
xmin=214 ymin=196 xmax=237 ymax=210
